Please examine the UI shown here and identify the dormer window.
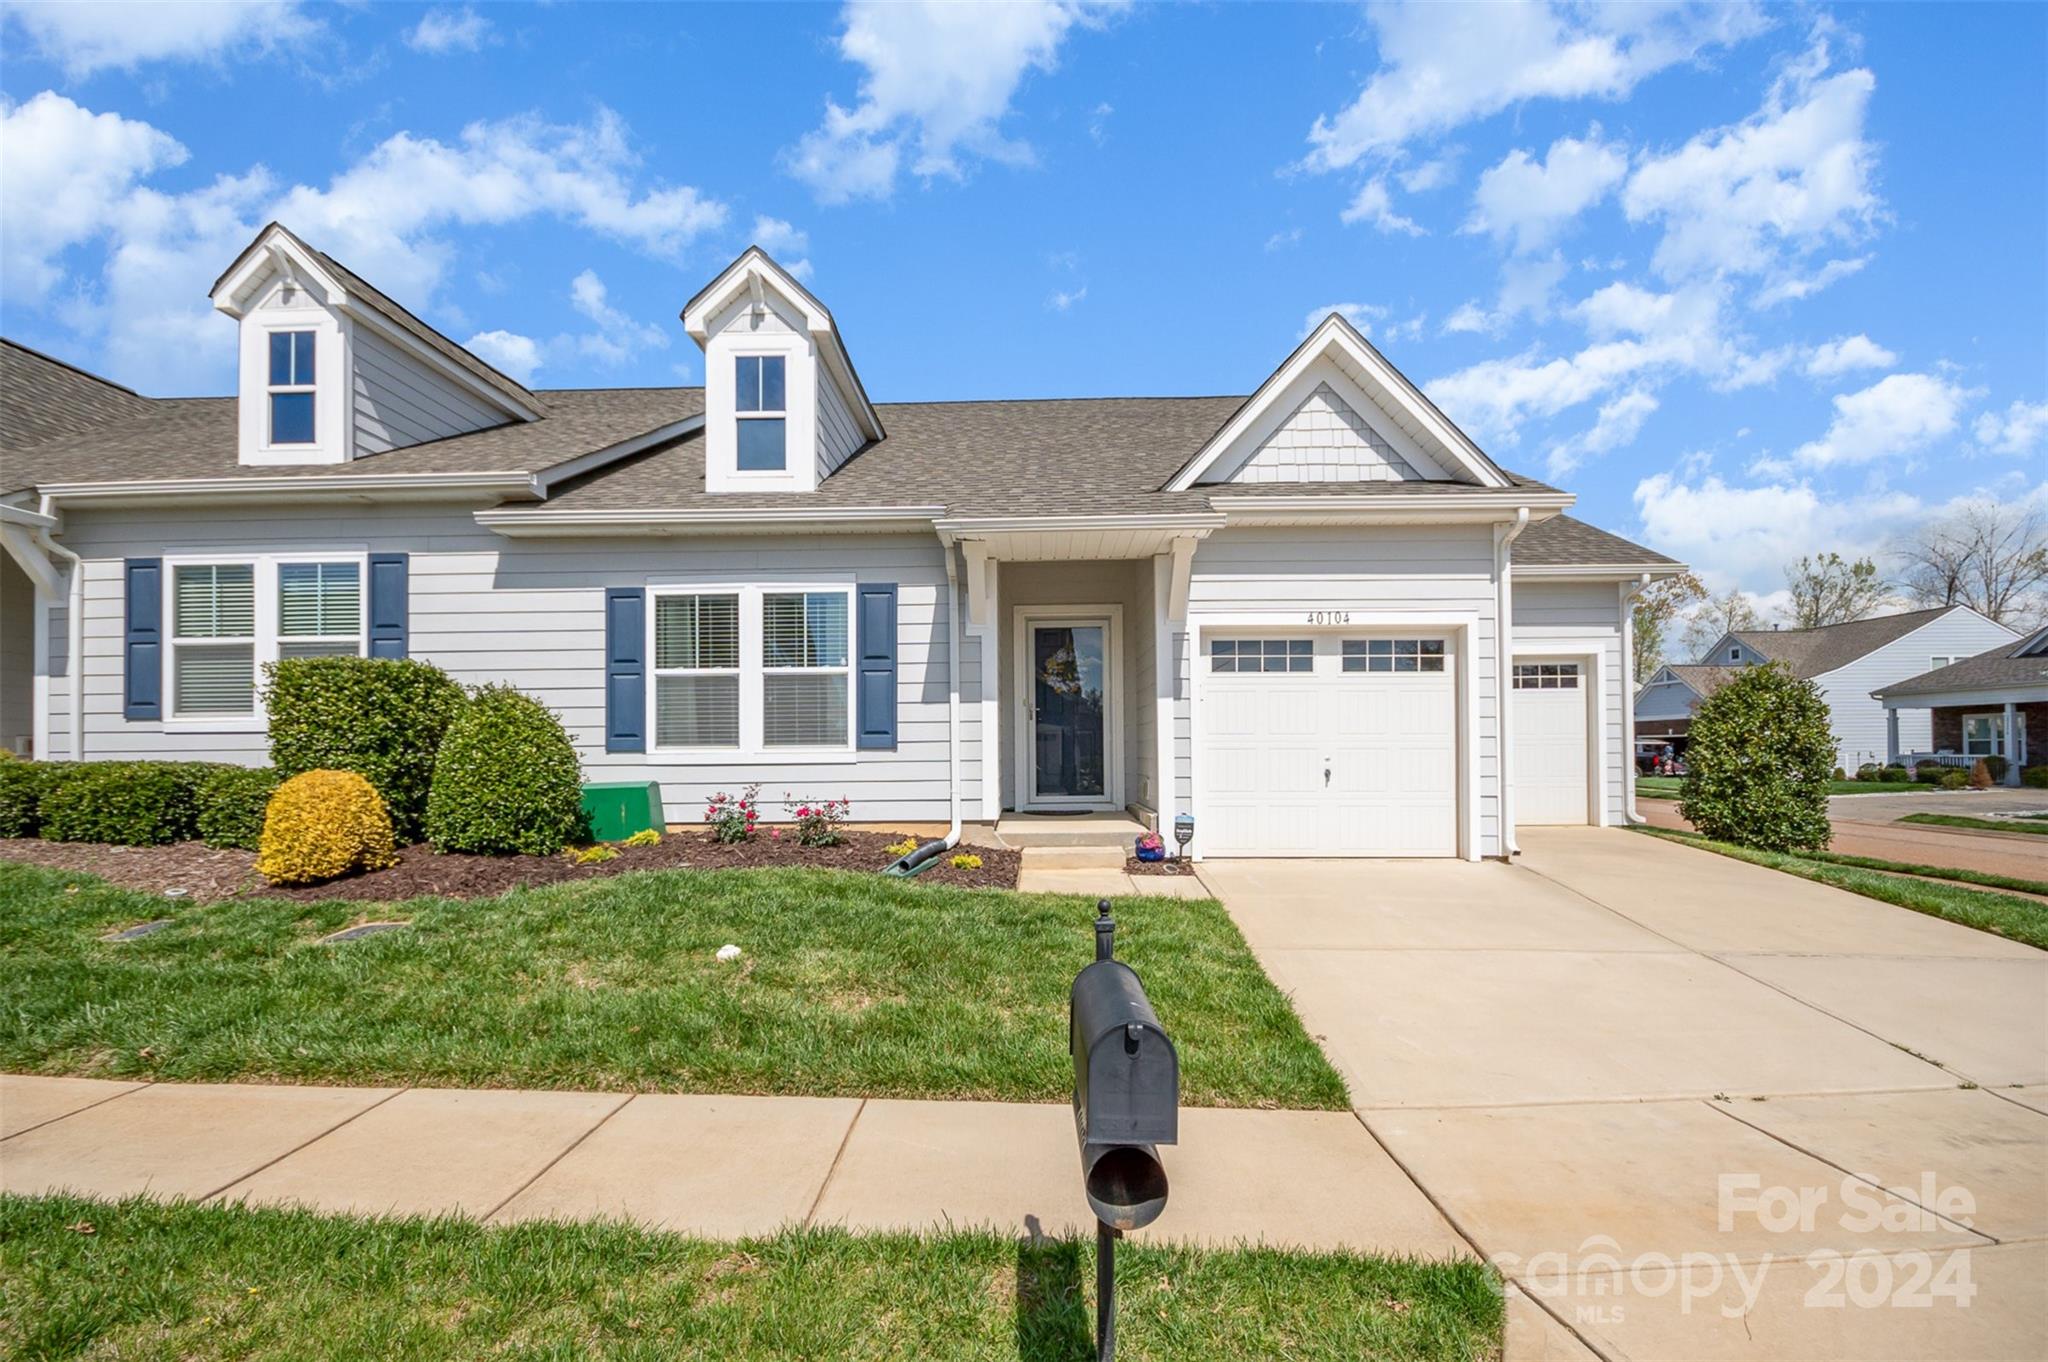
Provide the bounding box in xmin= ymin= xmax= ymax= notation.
xmin=268 ymin=330 xmax=316 ymax=445
xmin=1728 ymin=646 xmax=1742 ymax=662
xmin=736 ymin=355 xmax=786 ymax=470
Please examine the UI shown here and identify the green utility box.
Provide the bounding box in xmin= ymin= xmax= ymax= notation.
xmin=581 ymin=781 xmax=665 ymax=841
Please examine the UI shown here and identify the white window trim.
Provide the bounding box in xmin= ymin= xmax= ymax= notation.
xmin=161 ymin=550 xmax=369 ymax=729
xmin=645 ymin=581 xmax=857 ymax=764
xmin=734 ymin=353 xmax=789 ymax=474
xmin=1961 ymin=711 xmax=2007 ymax=757
xmin=266 ymin=327 xmax=318 ymax=448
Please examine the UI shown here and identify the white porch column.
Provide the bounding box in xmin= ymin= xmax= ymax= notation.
xmin=976 ymin=563 xmax=1001 ymax=818
xmin=1885 ymin=708 xmax=1901 ymax=766
xmin=2004 ymin=700 xmax=2020 ymax=785
xmin=1152 ymin=545 xmax=1189 ymax=834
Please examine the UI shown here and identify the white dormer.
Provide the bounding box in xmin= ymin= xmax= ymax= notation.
xmin=682 ymin=248 xmax=883 ymax=494
xmin=211 ymin=223 xmax=541 ymax=467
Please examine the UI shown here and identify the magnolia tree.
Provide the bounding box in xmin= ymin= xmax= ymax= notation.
xmin=1679 ymin=661 xmax=1834 ymax=852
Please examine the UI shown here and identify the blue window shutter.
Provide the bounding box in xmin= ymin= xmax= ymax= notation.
xmin=123 ymin=558 xmax=162 ymax=720
xmin=606 ymin=587 xmax=646 ymax=753
xmin=367 ymin=553 xmax=409 ymax=659
xmin=856 ymin=582 xmax=898 ymax=750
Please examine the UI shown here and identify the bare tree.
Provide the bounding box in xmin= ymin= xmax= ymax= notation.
xmin=1784 ymin=552 xmax=1891 ymax=629
xmin=1631 ymin=571 xmax=1705 ymax=682
xmin=1894 ymin=502 xmax=2048 ymax=628
xmin=1681 ymin=587 xmax=1761 ymax=662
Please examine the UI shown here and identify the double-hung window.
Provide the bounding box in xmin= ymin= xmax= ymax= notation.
xmin=735 ymin=355 xmax=786 ymax=470
xmin=166 ymin=556 xmax=366 ymax=720
xmin=1962 ymin=713 xmax=2006 ymax=757
xmin=763 ymin=591 xmax=850 ymax=747
xmin=647 ymin=584 xmax=854 ymax=756
xmin=172 ymin=564 xmax=257 ymax=715
xmin=268 ymin=331 xmax=316 ymax=445
xmin=652 ymin=593 xmax=741 ymax=748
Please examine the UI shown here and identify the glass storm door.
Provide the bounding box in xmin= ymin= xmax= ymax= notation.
xmin=1031 ymin=622 xmax=1108 ymax=803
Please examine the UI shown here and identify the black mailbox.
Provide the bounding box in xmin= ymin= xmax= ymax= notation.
xmin=1070 ymin=916 xmax=1179 ymax=1232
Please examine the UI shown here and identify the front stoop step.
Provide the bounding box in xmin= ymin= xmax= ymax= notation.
xmin=1019 ymin=846 xmax=1128 ymax=871
xmin=995 ymin=814 xmax=1148 ymax=850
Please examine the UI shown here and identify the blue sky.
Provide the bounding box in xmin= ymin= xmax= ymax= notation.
xmin=2 ymin=1 xmax=2043 ymax=605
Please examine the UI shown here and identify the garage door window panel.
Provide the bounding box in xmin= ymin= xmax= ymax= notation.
xmin=1211 ymin=638 xmax=1311 ymax=673
xmin=1343 ymin=638 xmax=1445 ymax=673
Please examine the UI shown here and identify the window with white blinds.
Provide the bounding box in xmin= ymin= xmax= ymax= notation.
xmin=763 ymin=591 xmax=849 ymax=747
xmin=172 ymin=564 xmax=257 ymax=715
xmin=278 ymin=562 xmax=362 ymax=659
xmin=645 ymin=585 xmax=855 ymax=754
xmin=653 ymin=592 xmax=740 ymax=747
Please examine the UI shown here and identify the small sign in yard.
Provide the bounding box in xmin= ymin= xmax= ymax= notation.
xmin=99 ymin=920 xmax=173 ymax=943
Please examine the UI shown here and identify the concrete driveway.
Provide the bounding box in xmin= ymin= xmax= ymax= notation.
xmin=1200 ymin=829 xmax=2048 ymax=1362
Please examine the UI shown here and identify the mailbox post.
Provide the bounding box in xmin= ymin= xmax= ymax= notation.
xmin=1070 ymin=899 xmax=1179 ymax=1361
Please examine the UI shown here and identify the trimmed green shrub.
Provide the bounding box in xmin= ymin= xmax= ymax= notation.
xmin=0 ymin=761 xmax=57 ymax=837
xmin=37 ymin=761 xmax=226 ymax=845
xmin=264 ymin=657 xmax=466 ymax=843
xmin=1882 ymin=765 xmax=1910 ymax=783
xmin=2022 ymin=765 xmax=2048 ymax=789
xmin=425 ymin=685 xmax=586 ymax=856
xmin=197 ymin=765 xmax=282 ymax=850
xmin=1678 ymin=662 xmax=1834 ymax=852
xmin=1914 ymin=761 xmax=1947 ymax=786
xmin=1939 ymin=769 xmax=1968 ymax=791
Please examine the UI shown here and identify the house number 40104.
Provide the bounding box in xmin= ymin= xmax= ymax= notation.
xmin=1305 ymin=611 xmax=1351 ymax=625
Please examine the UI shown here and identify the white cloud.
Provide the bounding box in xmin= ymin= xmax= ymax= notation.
xmin=1752 ymin=254 xmax=1868 ymax=307
xmin=0 ymin=92 xmax=187 ymax=305
xmin=1088 ymin=101 xmax=1113 ymax=145
xmin=1398 ymin=156 xmax=1456 ymax=194
xmin=1791 ymin=372 xmax=1973 ymax=468
xmin=1301 ymin=302 xmax=1386 ymax=340
xmin=749 ymin=215 xmax=813 ymax=279
xmin=0 ymin=0 xmax=317 ymax=76
xmin=1803 ymin=333 xmax=1895 ymax=378
xmin=406 ymin=6 xmax=491 ymax=54
xmin=1465 ymin=132 xmax=1626 ymax=254
xmin=465 ymin=329 xmax=543 ymax=383
xmin=1339 ymin=178 xmax=1424 ymax=235
xmin=1303 ymin=0 xmax=1764 ymax=172
xmin=1264 ymin=227 xmax=1302 ymax=252
xmin=1974 ymin=399 xmax=2048 ymax=456
xmin=1047 ymin=284 xmax=1088 ymax=312
xmin=4 ymin=96 xmax=727 ymax=392
xmin=568 ymin=270 xmax=668 ymax=365
xmin=1623 ymin=36 xmax=1879 ymax=281
xmin=1632 ymin=469 xmax=1921 ymax=591
xmin=1442 ymin=302 xmax=1493 ymax=335
xmin=785 ymin=0 xmax=1118 ymax=203
xmin=1545 ymin=389 xmax=1657 ymax=478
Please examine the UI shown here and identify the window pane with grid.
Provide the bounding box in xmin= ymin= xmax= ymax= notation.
xmin=655 ymin=594 xmax=739 ymax=670
xmin=173 ymin=565 xmax=255 ymax=638
xmin=278 ymin=563 xmax=359 ymax=638
xmin=763 ymin=593 xmax=848 ymax=668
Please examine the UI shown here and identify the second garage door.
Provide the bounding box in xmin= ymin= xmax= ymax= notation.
xmin=1199 ymin=634 xmax=1457 ymax=856
xmin=1511 ymin=660 xmax=1591 ymax=825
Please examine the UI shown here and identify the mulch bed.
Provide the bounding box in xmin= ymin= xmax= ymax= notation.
xmin=0 ymin=830 xmax=1020 ymax=904
xmin=1126 ymin=855 xmax=1196 ymax=876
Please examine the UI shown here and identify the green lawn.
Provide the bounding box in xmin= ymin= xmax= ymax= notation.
xmin=1633 ymin=828 xmax=2048 ymax=950
xmin=1899 ymin=812 xmax=2048 ymax=837
xmin=1636 ymin=776 xmax=1920 ymax=800
xmin=0 ymin=1195 xmax=1504 ymax=1362
xmin=0 ymin=862 xmax=1347 ymax=1109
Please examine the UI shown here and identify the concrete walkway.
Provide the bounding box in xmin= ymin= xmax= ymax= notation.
xmin=1013 ymin=845 xmax=1212 ymax=898
xmin=1202 ymin=830 xmax=2048 ymax=1362
xmin=0 ymin=1074 xmax=1467 ymax=1259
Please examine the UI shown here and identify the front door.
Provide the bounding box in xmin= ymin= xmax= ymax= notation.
xmin=1029 ymin=620 xmax=1110 ymax=806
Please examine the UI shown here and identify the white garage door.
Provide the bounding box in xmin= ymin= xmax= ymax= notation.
xmin=1199 ymin=634 xmax=1457 ymax=856
xmin=1512 ymin=661 xmax=1590 ymax=825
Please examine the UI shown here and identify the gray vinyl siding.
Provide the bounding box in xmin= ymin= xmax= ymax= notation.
xmin=1634 ymin=675 xmax=1703 ymax=722
xmin=816 ymin=370 xmax=863 ymax=480
xmin=1511 ymin=579 xmax=1627 ymax=826
xmin=1812 ymin=609 xmax=2018 ymax=768
xmin=0 ymin=553 xmax=34 ymax=754
xmin=44 ymin=505 xmax=963 ymax=824
xmin=1185 ymin=525 xmax=1503 ymax=856
xmin=351 ymin=325 xmax=504 ymax=456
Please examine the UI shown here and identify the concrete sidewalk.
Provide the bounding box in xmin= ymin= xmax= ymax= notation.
xmin=0 ymin=1073 xmax=1469 ymax=1259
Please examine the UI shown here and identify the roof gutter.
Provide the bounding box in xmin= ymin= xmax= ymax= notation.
xmin=1620 ymin=573 xmax=1652 ymax=826
xmin=475 ymin=505 xmax=948 ymax=537
xmin=934 ymin=512 xmax=1228 ymax=535
xmin=1495 ymin=507 xmax=1531 ymax=857
xmin=38 ymin=471 xmax=541 ymax=507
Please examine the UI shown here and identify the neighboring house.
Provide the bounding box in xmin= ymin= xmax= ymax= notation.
xmin=1634 ymin=606 xmax=2020 ymax=771
xmin=0 ymin=222 xmax=1682 ymax=861
xmin=1872 ymin=628 xmax=2048 ymax=785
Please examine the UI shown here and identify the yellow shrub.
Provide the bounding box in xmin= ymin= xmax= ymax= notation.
xmin=885 ymin=836 xmax=919 ymax=856
xmin=569 ymin=844 xmax=619 ymax=864
xmin=622 ymin=828 xmax=662 ymax=847
xmin=950 ymin=853 xmax=983 ymax=870
xmin=257 ymin=770 xmax=399 ymax=886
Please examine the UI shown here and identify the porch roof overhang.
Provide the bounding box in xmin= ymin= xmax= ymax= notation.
xmin=933 ymin=511 xmax=1225 ymax=562
xmin=1204 ymin=491 xmax=1573 ymax=526
xmin=1878 ymin=684 xmax=2048 ymax=711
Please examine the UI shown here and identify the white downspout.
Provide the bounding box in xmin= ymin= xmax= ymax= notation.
xmin=1620 ymin=573 xmax=1650 ymax=824
xmin=33 ymin=496 xmax=84 ymax=762
xmin=1494 ymin=507 xmax=1530 ymax=857
xmin=940 ymin=541 xmax=964 ymax=849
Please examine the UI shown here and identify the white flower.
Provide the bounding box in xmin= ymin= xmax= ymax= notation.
xmin=716 ymin=944 xmax=742 ymax=963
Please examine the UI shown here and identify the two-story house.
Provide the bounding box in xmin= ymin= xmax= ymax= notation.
xmin=1 ymin=222 xmax=1684 ymax=859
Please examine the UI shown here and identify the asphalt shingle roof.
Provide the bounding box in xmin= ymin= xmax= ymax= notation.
xmin=1873 ymin=633 xmax=2048 ymax=698
xmin=1728 ymin=608 xmax=1957 ymax=679
xmin=1659 ymin=664 xmax=1742 ymax=696
xmin=1 ymin=340 xmax=155 ymax=457
xmin=1517 ymin=515 xmax=1678 ymax=568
